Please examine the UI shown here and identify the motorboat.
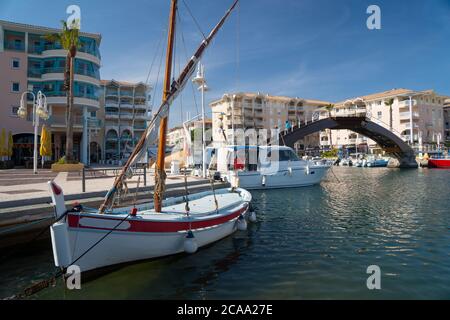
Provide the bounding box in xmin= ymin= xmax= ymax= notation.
xmin=217 ymin=145 xmax=331 ymax=190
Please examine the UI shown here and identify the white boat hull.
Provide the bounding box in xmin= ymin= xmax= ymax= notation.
xmin=48 ymin=183 xmax=252 ymax=273
xmin=230 ymin=166 xmax=330 ymax=190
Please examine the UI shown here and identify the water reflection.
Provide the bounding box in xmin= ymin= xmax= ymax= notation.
xmin=2 ymin=167 xmax=450 ymax=299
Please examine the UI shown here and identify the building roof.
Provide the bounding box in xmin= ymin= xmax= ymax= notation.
xmin=0 ymin=19 xmax=101 ymax=42
xmin=210 ymin=92 xmax=332 ymax=107
xmin=335 ymin=88 xmax=448 ymax=106
xmin=100 ymin=79 xmax=150 ymax=89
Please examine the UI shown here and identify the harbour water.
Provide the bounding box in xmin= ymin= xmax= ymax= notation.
xmin=1 ymin=167 xmax=449 ymax=299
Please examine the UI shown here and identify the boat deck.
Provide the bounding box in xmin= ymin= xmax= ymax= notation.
xmin=155 ymin=192 xmax=244 ymax=216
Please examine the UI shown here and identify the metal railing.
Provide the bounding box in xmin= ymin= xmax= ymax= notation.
xmin=81 ymin=166 xmax=147 ymax=192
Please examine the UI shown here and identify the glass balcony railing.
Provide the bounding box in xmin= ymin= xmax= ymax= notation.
xmin=4 ymin=40 xmax=25 ymax=51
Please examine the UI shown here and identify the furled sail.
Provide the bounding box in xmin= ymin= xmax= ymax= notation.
xmin=99 ymin=0 xmax=239 ymax=213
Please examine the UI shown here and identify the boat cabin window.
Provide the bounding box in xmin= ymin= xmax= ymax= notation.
xmin=267 ymin=149 xmax=299 ymax=162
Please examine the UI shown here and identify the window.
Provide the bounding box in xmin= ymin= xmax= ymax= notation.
xmin=90 ymin=111 xmax=97 ymax=118
xmin=377 ymin=111 xmax=382 ymax=119
xmin=12 ymin=58 xmax=20 ymax=69
xmin=12 ymin=82 xmax=20 ymax=92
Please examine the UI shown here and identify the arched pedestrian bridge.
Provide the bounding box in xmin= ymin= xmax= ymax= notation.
xmin=278 ymin=116 xmax=418 ymax=168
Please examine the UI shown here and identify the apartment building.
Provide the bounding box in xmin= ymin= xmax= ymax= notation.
xmin=444 ymin=99 xmax=450 ymax=142
xmin=210 ymin=92 xmax=331 ymax=150
xmin=319 ymin=89 xmax=449 ymax=154
xmin=0 ymin=20 xmax=102 ymax=165
xmin=167 ymin=119 xmax=213 ymax=148
xmin=100 ymin=80 xmax=151 ymax=164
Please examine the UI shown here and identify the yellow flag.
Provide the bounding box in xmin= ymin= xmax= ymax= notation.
xmin=40 ymin=125 xmax=52 ymax=157
xmin=0 ymin=129 xmax=6 ymax=157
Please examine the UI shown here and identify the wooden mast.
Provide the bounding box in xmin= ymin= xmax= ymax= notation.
xmin=154 ymin=0 xmax=177 ymax=212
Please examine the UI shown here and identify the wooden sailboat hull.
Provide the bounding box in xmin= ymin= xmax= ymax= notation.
xmin=49 ymin=185 xmax=253 ymax=272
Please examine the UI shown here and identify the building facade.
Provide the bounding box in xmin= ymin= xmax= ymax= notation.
xmin=444 ymin=99 xmax=450 ymax=143
xmin=210 ymin=92 xmax=331 ymax=151
xmin=319 ymin=89 xmax=449 ymax=154
xmin=0 ymin=20 xmax=102 ymax=165
xmin=100 ymin=80 xmax=151 ymax=164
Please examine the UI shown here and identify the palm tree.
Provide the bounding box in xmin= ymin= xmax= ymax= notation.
xmin=44 ymin=21 xmax=80 ymax=162
xmin=384 ymin=98 xmax=394 ymax=132
xmin=325 ymin=104 xmax=334 ymax=147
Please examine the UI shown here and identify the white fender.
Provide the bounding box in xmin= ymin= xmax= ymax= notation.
xmin=236 ymin=215 xmax=247 ymax=231
xmin=50 ymin=222 xmax=72 ymax=267
xmin=48 ymin=181 xmax=66 ymax=218
xmin=249 ymin=211 xmax=257 ymax=223
xmin=184 ymin=231 xmax=198 ymax=254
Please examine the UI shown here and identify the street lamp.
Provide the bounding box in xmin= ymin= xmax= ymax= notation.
xmin=18 ymin=90 xmax=49 ymax=174
xmin=192 ymin=63 xmax=209 ymax=178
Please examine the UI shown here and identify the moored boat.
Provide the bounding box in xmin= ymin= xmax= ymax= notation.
xmin=217 ymin=145 xmax=331 ymax=190
xmin=428 ymin=158 xmax=450 ymax=168
xmin=49 ymin=181 xmax=252 ymax=272
xmin=48 ymin=0 xmax=249 ymax=274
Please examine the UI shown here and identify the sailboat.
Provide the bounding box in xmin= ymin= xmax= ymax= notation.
xmin=48 ymin=0 xmax=254 ymax=273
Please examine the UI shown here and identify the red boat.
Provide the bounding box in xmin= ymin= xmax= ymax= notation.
xmin=428 ymin=158 xmax=450 ymax=168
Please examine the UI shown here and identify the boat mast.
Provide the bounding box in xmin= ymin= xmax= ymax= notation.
xmin=154 ymin=0 xmax=178 ymax=212
xmin=98 ymin=0 xmax=239 ymax=214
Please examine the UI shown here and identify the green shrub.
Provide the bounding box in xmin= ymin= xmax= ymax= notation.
xmin=56 ymin=156 xmax=66 ymax=164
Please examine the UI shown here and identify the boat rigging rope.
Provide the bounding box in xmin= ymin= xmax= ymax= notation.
xmin=155 ymin=167 xmax=167 ymax=206
xmin=183 ymin=168 xmax=190 ymax=214
xmin=181 ymin=0 xmax=207 ymax=41
xmin=209 ymin=173 xmax=219 ymax=214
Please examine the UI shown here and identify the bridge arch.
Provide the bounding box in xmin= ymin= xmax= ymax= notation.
xmin=278 ymin=116 xmax=417 ymax=168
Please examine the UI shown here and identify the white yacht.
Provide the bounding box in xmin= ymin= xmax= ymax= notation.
xmin=215 ymin=146 xmax=331 ymax=190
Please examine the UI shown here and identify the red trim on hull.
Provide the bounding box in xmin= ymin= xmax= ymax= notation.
xmin=68 ymin=204 xmax=248 ymax=233
xmin=428 ymin=159 xmax=450 ymax=168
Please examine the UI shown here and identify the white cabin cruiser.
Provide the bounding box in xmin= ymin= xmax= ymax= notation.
xmin=217 ymin=146 xmax=331 ymax=190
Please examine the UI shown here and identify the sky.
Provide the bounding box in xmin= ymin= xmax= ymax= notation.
xmin=1 ymin=0 xmax=449 ymax=127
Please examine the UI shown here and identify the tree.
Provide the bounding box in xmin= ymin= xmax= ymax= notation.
xmin=44 ymin=21 xmax=80 ymax=162
xmin=324 ymin=104 xmax=335 ymax=147
xmin=384 ymin=98 xmax=394 ymax=132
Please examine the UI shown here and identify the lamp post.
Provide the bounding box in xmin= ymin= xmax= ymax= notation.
xmin=18 ymin=90 xmax=49 ymax=174
xmin=192 ymin=63 xmax=209 ymax=178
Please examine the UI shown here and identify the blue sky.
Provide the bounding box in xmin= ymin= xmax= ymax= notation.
xmin=1 ymin=0 xmax=449 ymax=127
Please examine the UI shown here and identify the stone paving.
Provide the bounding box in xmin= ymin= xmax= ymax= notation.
xmin=0 ymin=167 xmax=203 ymax=203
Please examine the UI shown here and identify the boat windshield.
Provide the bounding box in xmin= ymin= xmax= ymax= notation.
xmin=267 ymin=149 xmax=300 ymax=162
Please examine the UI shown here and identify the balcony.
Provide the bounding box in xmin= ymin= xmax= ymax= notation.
xmin=119 ymin=113 xmax=134 ymax=120
xmin=134 ymin=104 xmax=147 ymax=110
xmin=4 ymin=40 xmax=25 ymax=52
xmin=404 ymin=123 xmax=419 ymax=129
xmin=105 ymin=112 xmax=119 ymax=119
xmin=134 ymin=113 xmax=150 ymax=120
xmin=120 ymin=104 xmax=133 ymax=109
xmin=134 ymin=123 xmax=147 ymax=130
xmin=105 ymin=91 xmax=118 ymax=97
xmin=120 ymin=90 xmax=134 ymax=97
xmin=399 ymin=111 xmax=420 ymax=119
xmin=398 ymin=100 xmax=417 ymax=108
xmin=105 ymin=102 xmax=119 ymax=108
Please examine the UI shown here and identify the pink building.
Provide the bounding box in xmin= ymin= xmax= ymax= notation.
xmin=0 ymin=20 xmax=102 ymax=166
